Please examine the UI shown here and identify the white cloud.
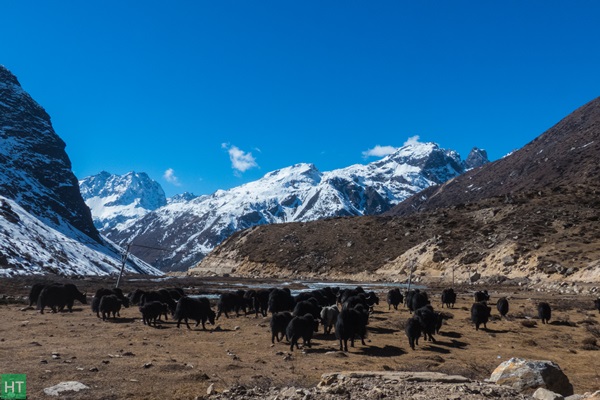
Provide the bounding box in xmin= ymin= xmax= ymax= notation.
xmin=222 ymin=143 xmax=258 ymax=175
xmin=163 ymin=168 xmax=181 ymax=186
xmin=403 ymin=135 xmax=421 ymax=146
xmin=362 ymin=145 xmax=398 ymax=158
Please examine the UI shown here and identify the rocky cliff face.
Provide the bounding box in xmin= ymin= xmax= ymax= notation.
xmin=0 ymin=65 xmax=161 ymax=276
xmin=0 ymin=65 xmax=99 ymax=241
xmin=97 ymin=142 xmax=487 ymax=271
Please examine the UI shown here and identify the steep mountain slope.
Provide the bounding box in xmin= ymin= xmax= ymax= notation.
xmin=0 ymin=65 xmax=161 ymax=276
xmin=0 ymin=65 xmax=99 ymax=241
xmin=388 ymin=97 xmax=600 ymax=216
xmin=80 ymin=171 xmax=167 ymax=233
xmin=0 ymin=196 xmax=160 ymax=276
xmin=104 ymin=143 xmax=487 ymax=271
xmin=191 ymin=97 xmax=600 ymax=283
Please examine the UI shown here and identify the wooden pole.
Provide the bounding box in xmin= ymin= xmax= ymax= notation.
xmin=115 ymin=243 xmax=131 ymax=289
xmin=406 ymin=260 xmax=415 ymax=292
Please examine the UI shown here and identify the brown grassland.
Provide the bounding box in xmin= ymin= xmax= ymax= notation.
xmin=0 ymin=276 xmax=599 ymax=399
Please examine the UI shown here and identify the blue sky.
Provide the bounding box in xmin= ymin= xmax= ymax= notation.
xmin=2 ymin=1 xmax=599 ymax=197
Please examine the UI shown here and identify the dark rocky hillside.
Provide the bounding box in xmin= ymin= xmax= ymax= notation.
xmin=0 ymin=65 xmax=100 ymax=242
xmin=388 ymin=96 xmax=600 ymax=216
xmin=191 ymin=97 xmax=600 ymax=284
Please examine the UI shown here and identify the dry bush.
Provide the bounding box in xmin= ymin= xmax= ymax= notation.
xmin=577 ymin=318 xmax=598 ymax=326
xmin=396 ymin=317 xmax=409 ymax=330
xmin=550 ymin=319 xmax=577 ymax=327
xmin=439 ymin=311 xmax=454 ymax=320
xmin=582 ymin=337 xmax=599 ymax=351
xmin=521 ymin=319 xmax=537 ymax=328
xmin=586 ymin=325 xmax=600 ymax=338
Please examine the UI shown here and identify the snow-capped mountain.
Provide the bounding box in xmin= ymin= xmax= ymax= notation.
xmin=0 ymin=65 xmax=161 ymax=276
xmin=0 ymin=196 xmax=160 ymax=276
xmin=96 ymin=142 xmax=487 ymax=271
xmin=79 ymin=171 xmax=167 ymax=233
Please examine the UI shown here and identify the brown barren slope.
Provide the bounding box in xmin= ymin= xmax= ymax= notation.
xmin=0 ymin=276 xmax=599 ymax=399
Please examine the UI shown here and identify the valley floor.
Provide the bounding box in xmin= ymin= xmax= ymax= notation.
xmin=0 ymin=276 xmax=599 ymax=399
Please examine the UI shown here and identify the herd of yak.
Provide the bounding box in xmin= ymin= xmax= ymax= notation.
xmin=27 ymin=282 xmax=600 ymax=353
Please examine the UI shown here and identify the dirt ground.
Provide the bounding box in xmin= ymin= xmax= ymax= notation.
xmin=1 ymin=276 xmax=599 ymax=399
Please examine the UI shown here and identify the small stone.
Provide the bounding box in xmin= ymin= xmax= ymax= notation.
xmin=102 ymin=360 xmax=110 ymax=364
xmin=89 ymin=367 xmax=99 ymax=372
xmin=207 ymin=383 xmax=215 ymax=395
xmin=143 ymin=362 xmax=153 ymax=368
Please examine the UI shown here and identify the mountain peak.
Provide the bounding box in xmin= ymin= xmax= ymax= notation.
xmin=464 ymin=147 xmax=489 ymax=169
xmin=97 ymin=142 xmax=481 ymax=271
xmin=0 ymin=65 xmax=21 ymax=87
xmin=79 ymin=171 xmax=167 ymax=232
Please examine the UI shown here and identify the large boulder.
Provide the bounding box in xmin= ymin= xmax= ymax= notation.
xmin=490 ymin=358 xmax=574 ymax=396
xmin=43 ymin=381 xmax=90 ymax=396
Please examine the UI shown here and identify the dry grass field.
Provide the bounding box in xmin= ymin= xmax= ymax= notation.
xmin=0 ymin=276 xmax=599 ymax=399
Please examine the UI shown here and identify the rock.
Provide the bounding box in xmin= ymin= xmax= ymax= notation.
xmin=489 ymin=357 xmax=574 ymax=396
xmin=43 ymin=381 xmax=90 ymax=396
xmin=207 ymin=383 xmax=215 ymax=395
xmin=533 ymin=387 xmax=564 ymax=400
xmin=470 ymin=272 xmax=481 ymax=282
xmin=502 ymin=256 xmax=517 ymax=266
xmin=565 ymin=395 xmax=584 ymax=400
xmin=583 ymin=391 xmax=600 ymax=399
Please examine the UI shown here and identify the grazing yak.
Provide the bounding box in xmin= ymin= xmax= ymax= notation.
xmin=320 ymin=305 xmax=340 ymax=335
xmin=538 ymin=302 xmax=552 ymax=324
xmin=174 ymin=296 xmax=216 ymax=330
xmin=386 ymin=288 xmax=403 ymax=311
xmin=99 ymin=294 xmax=122 ymax=321
xmin=335 ymin=304 xmax=369 ymax=352
xmin=474 ymin=290 xmax=490 ymax=303
xmin=29 ymin=283 xmax=49 ymax=307
xmin=270 ymin=311 xmax=294 ymax=344
xmin=286 ymin=314 xmax=316 ymax=352
xmin=37 ymin=284 xmax=87 ymax=314
xmin=268 ymin=288 xmax=295 ymax=314
xmin=140 ymin=301 xmax=169 ymax=327
xmin=441 ymin=288 xmax=456 ymax=309
xmin=216 ymin=291 xmax=246 ymax=319
xmin=471 ymin=302 xmax=491 ymax=331
xmin=91 ymin=288 xmax=129 ymax=318
xmin=497 ymin=297 xmax=509 ymax=318
xmin=405 ymin=317 xmax=422 ymax=350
